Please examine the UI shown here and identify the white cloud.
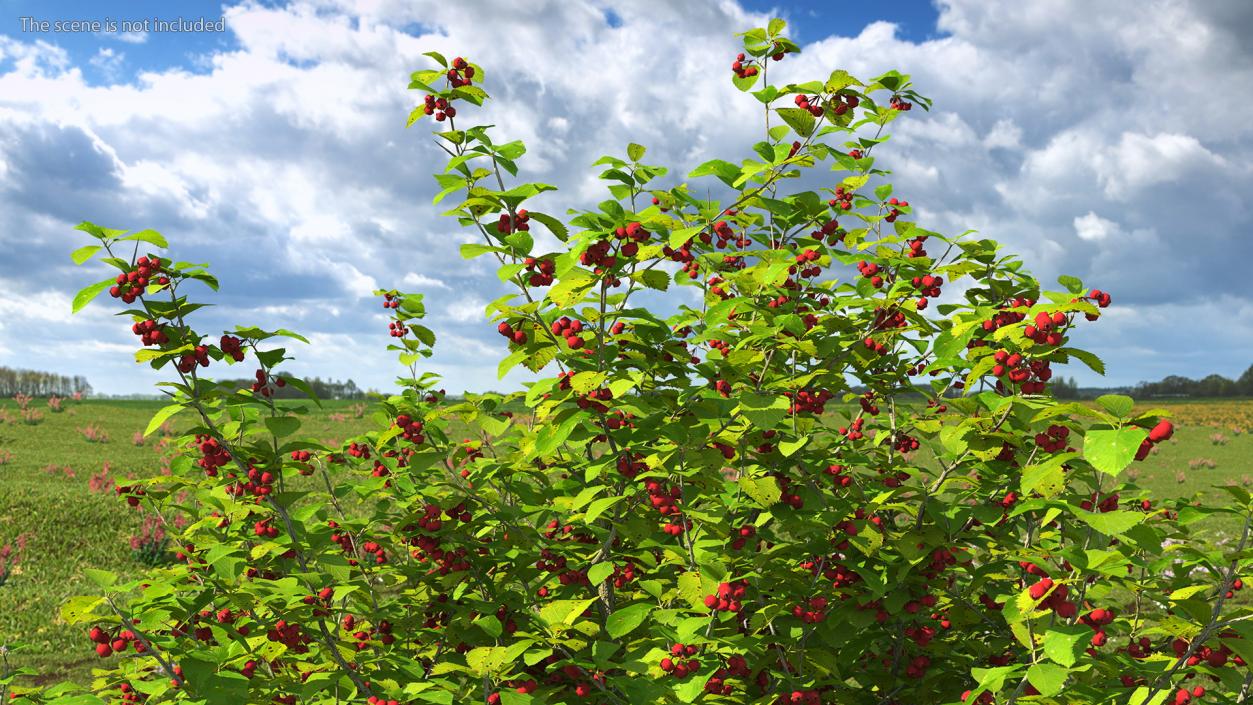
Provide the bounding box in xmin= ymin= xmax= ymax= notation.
xmin=1 ymin=0 xmax=1251 ymax=395
xmin=1073 ymin=211 xmax=1117 ymax=241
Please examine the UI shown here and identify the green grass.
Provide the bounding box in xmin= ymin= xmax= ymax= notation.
xmin=0 ymin=397 xmax=378 ymax=684
xmin=1 ymin=396 xmax=1251 ymax=684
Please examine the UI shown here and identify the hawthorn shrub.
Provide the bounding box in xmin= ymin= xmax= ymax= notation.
xmin=16 ymin=16 xmax=1253 ymax=705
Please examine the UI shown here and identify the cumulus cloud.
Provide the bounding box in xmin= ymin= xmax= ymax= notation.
xmin=0 ymin=0 xmax=1250 ymax=394
xmin=1073 ymin=211 xmax=1117 ymax=242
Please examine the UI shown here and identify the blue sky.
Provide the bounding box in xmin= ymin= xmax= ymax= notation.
xmin=2 ymin=0 xmax=1252 ymax=396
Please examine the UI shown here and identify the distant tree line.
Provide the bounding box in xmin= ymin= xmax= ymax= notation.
xmin=0 ymin=366 xmax=92 ymax=397
xmin=1133 ymin=363 xmax=1253 ymax=399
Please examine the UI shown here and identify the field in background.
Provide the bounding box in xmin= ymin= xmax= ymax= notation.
xmin=0 ymin=396 xmax=1250 ymax=682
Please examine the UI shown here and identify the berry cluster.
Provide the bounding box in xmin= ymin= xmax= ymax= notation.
xmin=253 ymin=518 xmax=279 ymax=539
xmin=838 ymin=416 xmax=866 ymax=441
xmin=980 ymin=296 xmax=1034 ymax=332
xmin=829 ymin=185 xmax=854 ymax=211
xmin=220 ymin=334 xmax=245 ymax=362
xmin=496 ymin=209 xmax=530 ymax=234
xmin=730 ymin=52 xmax=758 ymax=79
xmin=729 ymin=524 xmax=756 ymax=550
xmin=88 ymin=624 xmax=142 ymax=657
xmin=447 ymin=56 xmax=475 ymax=86
xmin=784 ymin=388 xmax=833 ymax=415
xmin=175 ymin=345 xmax=210 ymax=373
xmin=857 ymin=260 xmax=883 ymax=288
xmin=991 ymin=350 xmax=1052 ymax=394
xmin=550 ymin=316 xmax=587 ymax=349
xmin=131 ymin=319 xmax=168 ymax=346
xmin=108 ymin=255 xmax=167 ymax=303
xmin=394 ymin=414 xmax=426 ymax=445
xmin=889 ymin=94 xmax=913 ymax=110
xmin=884 ymin=196 xmax=909 ymax=222
xmin=659 ymin=643 xmax=701 ymax=678
xmin=382 ymin=292 xmax=400 ymax=309
xmin=1080 ymin=607 xmax=1115 ymax=647
xmin=791 ymin=596 xmax=828 ymax=624
xmin=1034 ymin=424 xmax=1071 ymax=453
xmin=250 ymin=369 xmax=286 ymax=397
xmin=523 ymin=257 xmax=555 ymax=286
xmin=579 ymin=239 xmax=617 ymax=272
xmin=793 ymin=93 xmax=825 ymax=117
xmin=1084 ymin=288 xmax=1113 ymax=320
xmin=194 ymin=434 xmax=231 ymax=476
xmin=422 ymin=94 xmax=456 ymax=122
xmin=497 ymin=320 xmax=527 ymax=345
xmin=1024 ymin=310 xmax=1068 ymax=346
xmin=612 ymin=221 xmax=650 ymax=257
xmin=703 ymin=580 xmax=748 ymax=612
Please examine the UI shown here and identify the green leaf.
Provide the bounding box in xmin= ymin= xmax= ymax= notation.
xmin=465 ymin=646 xmax=510 ymax=677
xmin=527 ymin=211 xmax=569 ymax=241
xmin=1020 ymin=453 xmax=1074 ymax=499
xmin=1127 ymin=688 xmax=1170 ymax=705
xmin=588 ymin=562 xmax=615 ymax=585
xmin=264 ymin=416 xmax=301 ymax=438
xmin=767 ymin=17 xmax=786 ymax=36
xmin=778 ymin=437 xmax=807 ymax=457
xmin=119 ymin=229 xmax=168 ymax=248
xmin=70 ymin=245 xmax=101 ymax=265
xmin=539 ymin=598 xmax=597 ymax=627
xmin=1042 ymin=628 xmax=1092 ymax=666
xmin=688 ymin=159 xmax=741 ymax=186
xmin=627 ymin=143 xmax=646 ymax=161
xmin=548 ymin=273 xmax=597 ymax=307
xmin=739 ymin=475 xmax=781 ymax=508
xmin=461 ymin=243 xmax=502 ymax=260
xmin=1073 ymin=509 xmax=1145 ymax=537
xmin=632 ymin=269 xmax=670 ymax=291
xmin=776 ymin=107 xmax=816 ymax=137
xmin=1095 ymin=394 xmax=1134 ymax=419
xmin=84 ymin=568 xmax=117 ymax=589
xmin=605 ymin=602 xmax=651 ymax=639
xmin=1083 ymin=427 xmax=1148 ymax=476
xmin=825 ymin=69 xmax=862 ymax=93
xmin=737 ymin=392 xmax=788 ymax=428
xmin=584 ymin=495 xmax=624 ymax=524
xmin=72 ymin=278 xmax=114 ymax=314
xmin=1026 ymin=662 xmax=1068 ymax=697
xmin=145 ymin=403 xmax=184 ymax=437
xmin=1057 ymin=274 xmax=1084 ymax=294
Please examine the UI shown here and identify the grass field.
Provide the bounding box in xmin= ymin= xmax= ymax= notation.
xmin=1 ymin=396 xmax=1251 ymax=683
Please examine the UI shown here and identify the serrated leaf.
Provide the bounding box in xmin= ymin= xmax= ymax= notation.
xmin=776 ymin=107 xmax=816 ymax=137
xmin=739 ymin=475 xmax=780 ymax=508
xmin=145 ymin=403 xmax=184 ymax=437
xmin=1057 ymin=274 xmax=1084 ymax=294
xmin=72 ymin=278 xmax=114 ymax=314
xmin=584 ymin=495 xmax=624 ymax=524
xmin=528 ymin=211 xmax=568 ymax=241
xmin=1073 ymin=509 xmax=1145 ymax=537
xmin=1026 ymin=662 xmax=1068 ymax=697
xmin=1095 ymin=394 xmax=1134 ymax=419
xmin=1083 ymin=427 xmax=1148 ymax=476
xmin=119 ymin=229 xmax=168 ymax=248
xmin=70 ymin=245 xmax=101 ymax=265
xmin=605 ymin=602 xmax=651 ymax=639
xmin=264 ymin=416 xmax=301 ymax=438
xmin=1041 ymin=626 xmax=1088 ymax=667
